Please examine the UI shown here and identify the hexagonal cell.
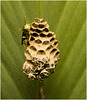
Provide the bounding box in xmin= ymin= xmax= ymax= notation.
xmin=31 ymin=32 xmax=39 ymax=37
xmin=43 ymin=41 xmax=49 ymax=45
xmin=35 ymin=18 xmax=40 ymax=23
xmin=54 ymin=51 xmax=60 ymax=58
xmin=24 ymin=50 xmax=32 ymax=60
xmin=50 ymin=37 xmax=55 ymax=42
xmin=26 ymin=46 xmax=37 ymax=58
xmin=38 ymin=24 xmax=44 ymax=28
xmin=46 ymin=45 xmax=53 ymax=50
xmin=41 ymin=19 xmax=46 ymax=23
xmin=30 ymin=27 xmax=36 ymax=31
xmin=35 ymin=39 xmax=42 ymax=44
xmin=37 ymin=50 xmax=46 ymax=55
xmin=30 ymin=36 xmax=35 ymax=41
xmin=43 ymin=28 xmax=49 ymax=32
xmin=32 ymin=23 xmax=38 ymax=28
xmin=40 ymin=33 xmax=46 ymax=37
xmin=29 ymin=46 xmax=37 ymax=51
xmin=36 ymin=29 xmax=42 ymax=33
xmin=47 ymin=33 xmax=53 ymax=37
xmin=50 ymin=48 xmax=57 ymax=54
xmin=34 ymin=18 xmax=47 ymax=25
xmin=53 ymin=40 xmax=58 ymax=46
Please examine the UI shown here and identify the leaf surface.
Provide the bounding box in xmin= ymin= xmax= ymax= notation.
xmin=1 ymin=1 xmax=86 ymax=99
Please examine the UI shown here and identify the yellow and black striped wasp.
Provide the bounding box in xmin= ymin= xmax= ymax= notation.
xmin=19 ymin=16 xmax=31 ymax=48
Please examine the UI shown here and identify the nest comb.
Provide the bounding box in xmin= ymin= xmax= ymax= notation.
xmin=23 ymin=18 xmax=60 ymax=81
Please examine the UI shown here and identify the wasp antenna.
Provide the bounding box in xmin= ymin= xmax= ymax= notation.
xmin=24 ymin=16 xmax=26 ymax=24
xmin=19 ymin=27 xmax=23 ymax=31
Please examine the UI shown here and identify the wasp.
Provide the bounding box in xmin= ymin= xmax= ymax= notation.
xmin=19 ymin=16 xmax=31 ymax=48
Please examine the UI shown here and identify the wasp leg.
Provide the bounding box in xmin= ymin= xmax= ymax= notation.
xmin=24 ymin=16 xmax=26 ymax=25
xmin=19 ymin=27 xmax=23 ymax=31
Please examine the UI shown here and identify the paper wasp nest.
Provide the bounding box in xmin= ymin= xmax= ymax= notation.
xmin=23 ymin=18 xmax=60 ymax=81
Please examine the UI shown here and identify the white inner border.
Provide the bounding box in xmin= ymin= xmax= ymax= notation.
xmin=0 ymin=0 xmax=86 ymax=100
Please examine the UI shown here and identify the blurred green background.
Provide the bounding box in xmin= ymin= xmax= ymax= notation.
xmin=1 ymin=1 xmax=86 ymax=99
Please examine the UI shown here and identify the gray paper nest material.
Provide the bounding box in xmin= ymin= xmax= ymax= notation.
xmin=23 ymin=18 xmax=60 ymax=81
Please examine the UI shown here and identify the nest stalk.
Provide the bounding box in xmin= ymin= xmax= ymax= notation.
xmin=39 ymin=81 xmax=45 ymax=99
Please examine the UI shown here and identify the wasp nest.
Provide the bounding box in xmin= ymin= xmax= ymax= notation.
xmin=23 ymin=18 xmax=60 ymax=81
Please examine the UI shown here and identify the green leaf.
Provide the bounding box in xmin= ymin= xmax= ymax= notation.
xmin=1 ymin=1 xmax=86 ymax=99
